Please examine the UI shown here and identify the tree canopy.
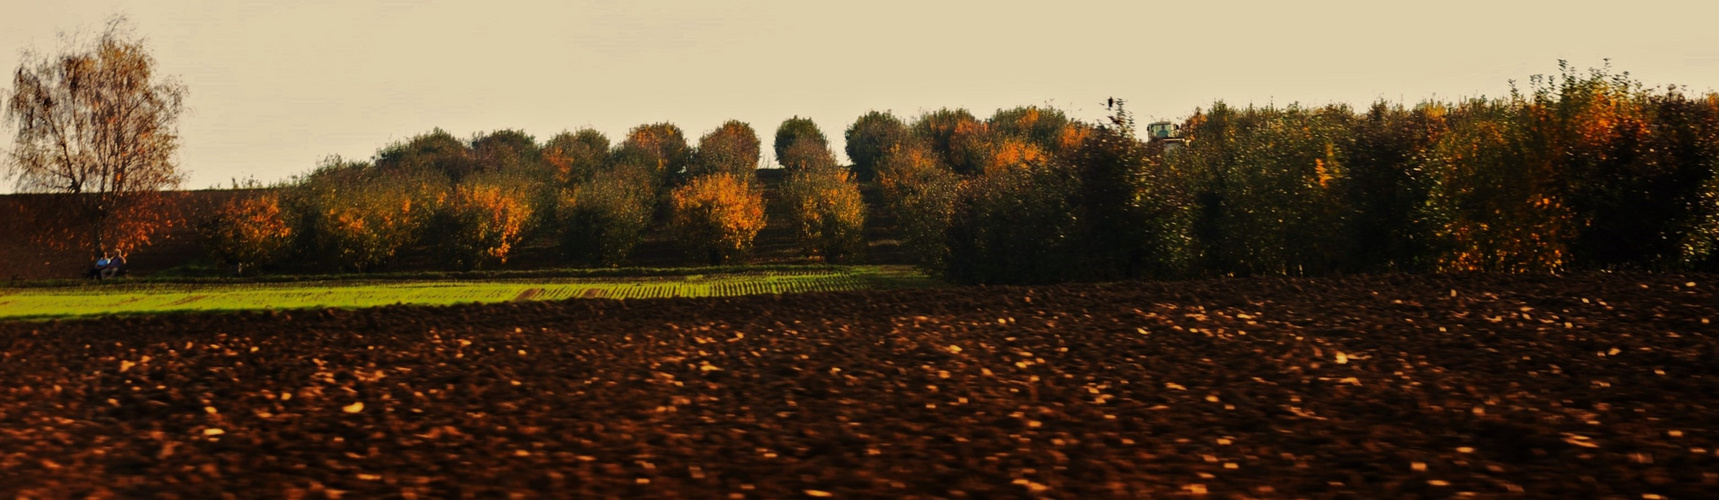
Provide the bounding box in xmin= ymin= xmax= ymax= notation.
xmin=3 ymin=18 xmax=187 ymax=258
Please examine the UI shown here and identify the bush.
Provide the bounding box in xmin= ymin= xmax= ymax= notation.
xmin=1418 ymin=99 xmax=1572 ymax=273
xmin=669 ymin=172 xmax=766 ymax=265
xmin=555 ymin=166 xmax=656 ymax=267
xmin=543 ymin=129 xmax=610 ymax=186
xmin=1543 ymin=67 xmax=1719 ymax=270
xmin=692 ymin=120 xmax=761 ymax=179
xmin=198 ymin=193 xmax=292 ymax=274
xmin=844 ymin=111 xmax=908 ymax=181
xmin=1338 ymin=102 xmax=1445 ymax=272
xmin=781 ymin=165 xmax=867 ymax=261
xmin=428 ymin=173 xmax=537 ymax=270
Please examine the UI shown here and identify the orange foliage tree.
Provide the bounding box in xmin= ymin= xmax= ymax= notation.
xmin=430 ymin=173 xmax=537 ymax=270
xmin=198 ymin=194 xmax=292 ymax=274
xmin=911 ymin=108 xmax=985 ymax=175
xmin=669 ymin=172 xmax=766 ymax=264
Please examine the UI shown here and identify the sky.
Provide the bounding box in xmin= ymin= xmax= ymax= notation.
xmin=4 ymin=0 xmax=1719 ymax=191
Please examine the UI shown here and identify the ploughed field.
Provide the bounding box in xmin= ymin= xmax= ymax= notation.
xmin=1 ymin=273 xmax=1714 ymax=498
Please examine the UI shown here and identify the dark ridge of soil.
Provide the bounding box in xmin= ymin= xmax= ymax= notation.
xmin=1 ymin=273 xmax=1715 ymax=498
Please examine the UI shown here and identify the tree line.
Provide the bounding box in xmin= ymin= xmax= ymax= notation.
xmin=865 ymin=63 xmax=1719 ymax=284
xmin=8 ymin=22 xmax=1715 ymax=282
xmin=193 ymin=117 xmax=869 ymax=273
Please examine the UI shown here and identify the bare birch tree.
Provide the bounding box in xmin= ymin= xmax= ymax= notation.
xmin=3 ymin=18 xmax=187 ymax=259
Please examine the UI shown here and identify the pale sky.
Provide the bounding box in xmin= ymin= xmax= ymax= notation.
xmin=4 ymin=0 xmax=1719 ymax=191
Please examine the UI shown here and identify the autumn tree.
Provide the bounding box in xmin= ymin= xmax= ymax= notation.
xmin=198 ymin=193 xmax=292 ymax=275
xmin=472 ymin=129 xmax=545 ymax=179
xmin=773 ymin=116 xmax=828 ymax=166
xmin=1174 ymin=102 xmax=1354 ymax=276
xmin=778 ymin=139 xmax=838 ymax=173
xmin=374 ymin=129 xmax=477 ymax=181
xmin=989 ymin=106 xmax=1074 ymax=154
xmin=692 ymin=120 xmax=761 ymax=179
xmin=1063 ymin=106 xmax=1195 ymax=281
xmin=290 ymin=157 xmax=443 ymax=272
xmin=3 ymin=18 xmax=187 ymax=260
xmin=781 ymin=164 xmax=867 ymax=261
xmin=615 ymin=123 xmax=691 ymax=185
xmin=1418 ymin=98 xmax=1572 ymax=273
xmin=542 ymin=129 xmax=610 ymax=186
xmin=844 ymin=111 xmax=908 ymax=181
xmin=554 ymin=165 xmax=655 ymax=267
xmin=875 ymin=140 xmax=960 ymax=269
xmin=911 ymin=108 xmax=986 ymax=174
xmin=429 ymin=172 xmax=537 ymax=270
xmin=669 ymin=172 xmax=766 ymax=265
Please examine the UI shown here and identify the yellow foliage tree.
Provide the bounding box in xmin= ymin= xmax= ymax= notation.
xmin=669 ymin=173 xmax=766 ymax=264
xmin=431 ymin=175 xmax=536 ymax=269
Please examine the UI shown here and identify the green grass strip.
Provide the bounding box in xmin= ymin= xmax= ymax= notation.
xmin=0 ymin=265 xmax=935 ymax=321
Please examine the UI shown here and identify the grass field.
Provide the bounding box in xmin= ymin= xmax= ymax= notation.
xmin=0 ymin=265 xmax=933 ymax=320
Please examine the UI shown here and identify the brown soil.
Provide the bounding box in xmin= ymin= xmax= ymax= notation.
xmin=1 ymin=273 xmax=1715 ymax=498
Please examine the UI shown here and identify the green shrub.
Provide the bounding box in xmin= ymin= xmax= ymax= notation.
xmin=943 ymin=160 xmax=1079 ymax=284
